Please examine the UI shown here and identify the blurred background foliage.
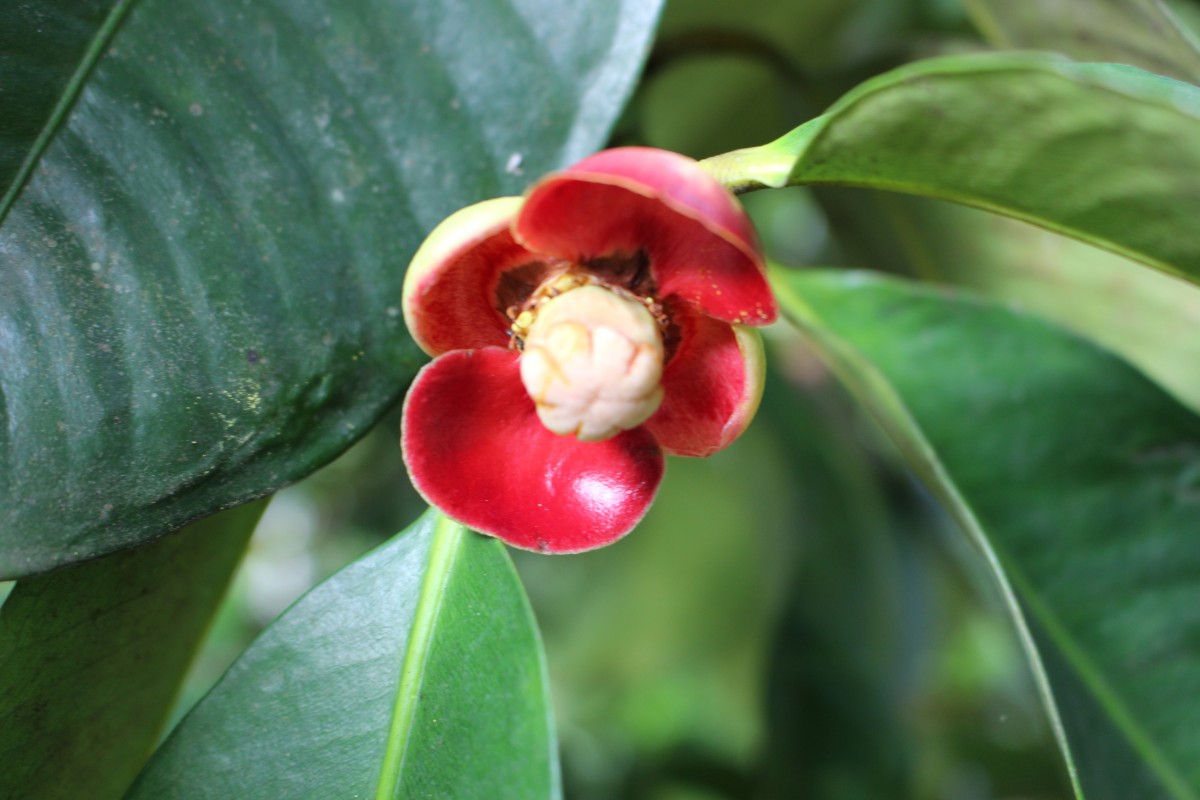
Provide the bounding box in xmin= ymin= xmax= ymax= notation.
xmin=153 ymin=0 xmax=1200 ymax=797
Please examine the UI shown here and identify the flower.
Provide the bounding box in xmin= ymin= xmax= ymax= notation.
xmin=400 ymin=147 xmax=776 ymax=553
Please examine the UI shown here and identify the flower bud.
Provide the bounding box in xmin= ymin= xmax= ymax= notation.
xmin=520 ymin=284 xmax=664 ymax=441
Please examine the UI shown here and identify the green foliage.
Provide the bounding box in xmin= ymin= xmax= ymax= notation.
xmin=0 ymin=0 xmax=662 ymax=577
xmin=2 ymin=0 xmax=1199 ymax=797
xmin=964 ymin=0 xmax=1200 ymax=83
xmin=774 ymin=268 xmax=1200 ymax=799
xmin=128 ymin=511 xmax=558 ymax=799
xmin=0 ymin=500 xmax=264 ymax=798
xmin=703 ymin=53 xmax=1200 ymax=284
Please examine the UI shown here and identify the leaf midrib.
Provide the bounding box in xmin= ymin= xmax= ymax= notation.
xmin=0 ymin=0 xmax=139 ymax=227
xmin=375 ymin=512 xmax=464 ymax=799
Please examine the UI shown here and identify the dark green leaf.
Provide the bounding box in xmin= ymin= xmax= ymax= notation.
xmin=0 ymin=0 xmax=663 ymax=577
xmin=964 ymin=0 xmax=1200 ymax=84
xmin=755 ymin=375 xmax=922 ymax=798
xmin=773 ymin=268 xmax=1200 ymax=799
xmin=128 ymin=510 xmax=558 ymax=799
xmin=701 ymin=53 xmax=1200 ymax=285
xmin=859 ymin=194 xmax=1200 ymax=412
xmin=0 ymin=0 xmax=127 ymax=203
xmin=0 ymin=499 xmax=264 ymax=800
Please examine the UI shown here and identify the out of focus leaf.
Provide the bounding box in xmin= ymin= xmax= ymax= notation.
xmin=702 ymin=53 xmax=1200 ymax=286
xmin=964 ymin=0 xmax=1200 ymax=83
xmin=774 ymin=268 xmax=1200 ymax=799
xmin=0 ymin=0 xmax=663 ymax=577
xmin=514 ymin=421 xmax=794 ymax=797
xmin=755 ymin=373 xmax=921 ymax=799
xmin=935 ymin=0 xmax=1200 ymax=413
xmin=873 ymin=197 xmax=1200 ymax=412
xmin=128 ymin=510 xmax=558 ymax=799
xmin=0 ymin=499 xmax=265 ymax=800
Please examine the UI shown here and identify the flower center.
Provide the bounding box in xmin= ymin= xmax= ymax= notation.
xmin=518 ymin=283 xmax=664 ymax=441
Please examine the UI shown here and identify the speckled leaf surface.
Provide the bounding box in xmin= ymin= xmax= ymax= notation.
xmin=0 ymin=0 xmax=663 ymax=577
xmin=774 ymin=268 xmax=1200 ymax=799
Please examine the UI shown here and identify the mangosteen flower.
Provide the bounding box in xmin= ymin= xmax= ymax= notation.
xmin=401 ymin=147 xmax=776 ymax=553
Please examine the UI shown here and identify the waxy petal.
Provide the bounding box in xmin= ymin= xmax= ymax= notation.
xmin=403 ymin=196 xmax=534 ymax=356
xmin=645 ymin=300 xmax=766 ymax=457
xmin=514 ymin=147 xmax=776 ymax=326
xmin=402 ymin=348 xmax=664 ymax=552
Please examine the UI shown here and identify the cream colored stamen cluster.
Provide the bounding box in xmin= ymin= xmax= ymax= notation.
xmin=519 ymin=284 xmax=664 ymax=441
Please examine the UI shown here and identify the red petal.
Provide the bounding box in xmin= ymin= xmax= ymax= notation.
xmin=514 ymin=147 xmax=776 ymax=326
xmin=403 ymin=197 xmax=535 ymax=356
xmin=645 ymin=300 xmax=766 ymax=457
xmin=402 ymin=347 xmax=664 ymax=553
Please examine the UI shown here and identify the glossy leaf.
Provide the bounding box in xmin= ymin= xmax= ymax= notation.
xmin=964 ymin=0 xmax=1200 ymax=84
xmin=700 ymin=52 xmax=1200 ymax=285
xmin=773 ymin=268 xmax=1200 ymax=799
xmin=0 ymin=0 xmax=664 ymax=577
xmin=128 ymin=510 xmax=559 ymax=799
xmin=0 ymin=499 xmax=264 ymax=800
xmin=0 ymin=0 xmax=126 ymax=202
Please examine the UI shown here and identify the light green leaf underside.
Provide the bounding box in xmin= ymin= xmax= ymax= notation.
xmin=0 ymin=0 xmax=664 ymax=577
xmin=128 ymin=510 xmax=558 ymax=799
xmin=701 ymin=52 xmax=1200 ymax=286
xmin=964 ymin=0 xmax=1200 ymax=84
xmin=773 ymin=268 xmax=1200 ymax=800
xmin=0 ymin=500 xmax=265 ymax=800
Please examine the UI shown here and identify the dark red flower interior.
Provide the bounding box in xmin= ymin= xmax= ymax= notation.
xmin=514 ymin=148 xmax=776 ymax=326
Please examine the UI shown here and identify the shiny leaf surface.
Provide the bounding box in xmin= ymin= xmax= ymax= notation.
xmin=702 ymin=53 xmax=1200 ymax=285
xmin=0 ymin=500 xmax=264 ymax=800
xmin=128 ymin=510 xmax=558 ymax=799
xmin=774 ymin=268 xmax=1200 ymax=799
xmin=0 ymin=0 xmax=663 ymax=577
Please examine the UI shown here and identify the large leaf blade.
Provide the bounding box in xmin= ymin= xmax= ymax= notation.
xmin=773 ymin=268 xmax=1200 ymax=799
xmin=701 ymin=53 xmax=1200 ymax=285
xmin=0 ymin=0 xmax=663 ymax=577
xmin=0 ymin=499 xmax=265 ymax=800
xmin=127 ymin=510 xmax=558 ymax=799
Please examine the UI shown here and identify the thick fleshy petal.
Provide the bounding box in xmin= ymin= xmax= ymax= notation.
xmin=402 ymin=347 xmax=664 ymax=553
xmin=644 ymin=300 xmax=766 ymax=457
xmin=514 ymin=147 xmax=776 ymax=326
xmin=402 ymin=196 xmax=536 ymax=356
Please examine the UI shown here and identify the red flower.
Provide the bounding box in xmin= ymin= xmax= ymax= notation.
xmin=401 ymin=147 xmax=776 ymax=553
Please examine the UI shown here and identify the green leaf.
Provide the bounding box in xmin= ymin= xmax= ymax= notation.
xmin=127 ymin=510 xmax=559 ymax=799
xmin=964 ymin=0 xmax=1200 ymax=84
xmin=772 ymin=268 xmax=1200 ymax=799
xmin=700 ymin=52 xmax=1200 ymax=285
xmin=0 ymin=499 xmax=264 ymax=800
xmin=0 ymin=0 xmax=664 ymax=578
xmin=0 ymin=0 xmax=129 ymax=204
xmin=755 ymin=375 xmax=922 ymax=798
xmin=867 ymin=194 xmax=1200 ymax=412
